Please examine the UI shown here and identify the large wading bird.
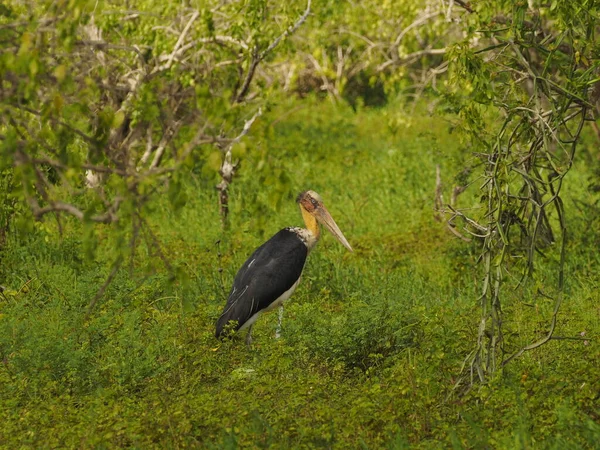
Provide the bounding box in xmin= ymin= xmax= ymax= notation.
xmin=216 ymin=190 xmax=353 ymax=345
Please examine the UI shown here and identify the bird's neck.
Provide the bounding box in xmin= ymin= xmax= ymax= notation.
xmin=301 ymin=206 xmax=320 ymax=249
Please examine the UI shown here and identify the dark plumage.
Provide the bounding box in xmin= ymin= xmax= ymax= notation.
xmin=215 ymin=229 xmax=307 ymax=339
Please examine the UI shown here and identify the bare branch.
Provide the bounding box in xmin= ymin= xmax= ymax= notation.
xmin=228 ymin=108 xmax=263 ymax=151
xmin=377 ymin=47 xmax=447 ymax=72
xmin=32 ymin=199 xmax=122 ymax=224
xmin=234 ymin=48 xmax=260 ymax=104
xmin=77 ymin=40 xmax=147 ymax=58
xmin=138 ymin=214 xmax=174 ymax=272
xmin=0 ymin=18 xmax=56 ymax=30
xmin=32 ymin=157 xmax=128 ymax=176
xmin=216 ymin=108 xmax=263 ymax=224
xmin=85 ymin=256 xmax=124 ymax=319
xmin=453 ymin=0 xmax=474 ymax=13
xmin=8 ymin=104 xmax=96 ymax=145
xmin=305 ymin=53 xmax=336 ymax=98
xmin=163 ymin=11 xmax=200 ymax=71
xmin=138 ymin=128 xmax=154 ymax=169
xmin=434 ymin=164 xmax=444 ymax=222
xmin=159 ymin=35 xmax=249 ymax=61
xmin=149 ymin=122 xmax=181 ymax=170
xmin=447 ymin=223 xmax=473 ymax=242
xmin=259 ymin=0 xmax=312 ymax=60
xmin=234 ymin=0 xmax=311 ymax=103
xmin=393 ymin=12 xmax=442 ymax=48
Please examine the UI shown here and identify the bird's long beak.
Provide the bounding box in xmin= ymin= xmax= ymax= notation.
xmin=315 ymin=206 xmax=353 ymax=252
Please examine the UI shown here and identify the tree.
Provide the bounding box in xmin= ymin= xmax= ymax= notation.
xmin=0 ymin=0 xmax=310 ymax=313
xmin=290 ymin=0 xmax=454 ymax=106
xmin=439 ymin=0 xmax=599 ymax=385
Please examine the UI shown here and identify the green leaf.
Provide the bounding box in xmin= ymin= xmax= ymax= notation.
xmin=112 ymin=111 xmax=125 ymax=129
xmin=54 ymin=64 xmax=67 ymax=83
xmin=206 ymin=151 xmax=222 ymax=172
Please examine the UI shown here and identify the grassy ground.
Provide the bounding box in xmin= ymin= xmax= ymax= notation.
xmin=1 ymin=98 xmax=599 ymax=448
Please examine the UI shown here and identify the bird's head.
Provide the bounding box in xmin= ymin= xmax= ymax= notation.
xmin=296 ymin=190 xmax=353 ymax=252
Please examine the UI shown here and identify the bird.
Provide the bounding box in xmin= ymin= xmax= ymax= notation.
xmin=216 ymin=190 xmax=353 ymax=346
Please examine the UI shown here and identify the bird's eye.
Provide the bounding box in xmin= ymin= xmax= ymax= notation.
xmin=310 ymin=198 xmax=318 ymax=207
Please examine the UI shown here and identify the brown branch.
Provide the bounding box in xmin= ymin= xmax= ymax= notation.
xmin=233 ymin=0 xmax=311 ymax=103
xmin=76 ymin=40 xmax=147 ymax=58
xmin=447 ymin=223 xmax=473 ymax=242
xmin=159 ymin=35 xmax=249 ymax=65
xmin=0 ymin=18 xmax=56 ymax=30
xmin=501 ymin=108 xmax=586 ymax=368
xmin=454 ymin=0 xmax=474 ymax=13
xmin=233 ymin=47 xmax=262 ymax=104
xmin=15 ymin=149 xmax=123 ymax=223
xmin=32 ymin=199 xmax=122 ymax=224
xmin=85 ymin=256 xmax=124 ymax=319
xmin=434 ymin=164 xmax=444 ymax=221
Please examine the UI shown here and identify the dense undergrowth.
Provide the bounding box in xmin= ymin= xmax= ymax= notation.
xmin=1 ymin=99 xmax=599 ymax=448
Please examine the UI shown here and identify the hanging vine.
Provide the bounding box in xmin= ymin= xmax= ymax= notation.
xmin=442 ymin=1 xmax=599 ymax=385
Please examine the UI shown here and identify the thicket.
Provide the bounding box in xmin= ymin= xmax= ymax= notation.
xmin=1 ymin=0 xmax=600 ymax=447
xmin=0 ymin=0 xmax=454 ymax=311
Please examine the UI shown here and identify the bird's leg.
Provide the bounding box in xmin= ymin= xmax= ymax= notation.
xmin=275 ymin=305 xmax=284 ymax=339
xmin=245 ymin=325 xmax=253 ymax=347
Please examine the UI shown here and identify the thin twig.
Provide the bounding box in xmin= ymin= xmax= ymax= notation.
xmin=85 ymin=256 xmax=123 ymax=319
xmin=164 ymin=11 xmax=200 ymax=70
xmin=32 ymin=199 xmax=122 ymax=223
xmin=216 ymin=108 xmax=263 ymax=224
xmin=149 ymin=121 xmax=182 ymax=170
xmin=394 ymin=11 xmax=441 ymax=48
xmin=454 ymin=0 xmax=474 ymax=13
xmin=233 ymin=0 xmax=311 ymax=103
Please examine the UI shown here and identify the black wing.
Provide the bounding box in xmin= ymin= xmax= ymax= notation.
xmin=216 ymin=228 xmax=308 ymax=337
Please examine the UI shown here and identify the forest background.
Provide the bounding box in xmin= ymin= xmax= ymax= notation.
xmin=1 ymin=0 xmax=600 ymax=447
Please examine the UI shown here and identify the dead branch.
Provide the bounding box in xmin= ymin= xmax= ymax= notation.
xmin=451 ymin=185 xmax=466 ymax=207
xmin=260 ymin=0 xmax=312 ymax=60
xmin=158 ymin=35 xmax=249 ymax=64
xmin=216 ymin=108 xmax=263 ymax=225
xmin=8 ymin=104 xmax=96 ymax=145
xmin=453 ymin=0 xmax=474 ymax=13
xmin=149 ymin=122 xmax=182 ymax=170
xmin=32 ymin=157 xmax=128 ymax=176
xmin=434 ymin=164 xmax=444 ymax=221
xmin=393 ymin=11 xmax=442 ymax=48
xmin=234 ymin=0 xmax=311 ymax=103
xmin=162 ymin=11 xmax=200 ymax=71
xmin=31 ymin=200 xmax=122 ymax=224
xmin=377 ymin=47 xmax=447 ymax=72
xmin=85 ymin=256 xmax=124 ymax=319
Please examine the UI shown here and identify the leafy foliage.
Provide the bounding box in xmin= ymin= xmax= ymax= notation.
xmin=439 ymin=0 xmax=600 ymax=382
xmin=0 ymin=0 xmax=313 ymax=312
xmin=2 ymin=101 xmax=599 ymax=448
xmin=2 ymin=0 xmax=600 ymax=447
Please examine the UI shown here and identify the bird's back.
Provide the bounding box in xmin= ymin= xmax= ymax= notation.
xmin=215 ymin=228 xmax=308 ymax=338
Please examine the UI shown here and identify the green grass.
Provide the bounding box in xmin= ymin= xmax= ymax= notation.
xmin=1 ymin=97 xmax=600 ymax=448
